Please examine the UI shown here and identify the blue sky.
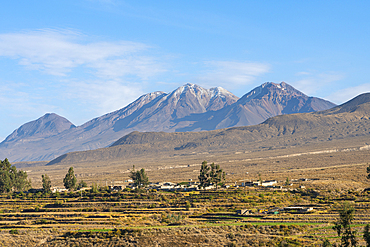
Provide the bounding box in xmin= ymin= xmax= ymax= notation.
xmin=1 ymin=0 xmax=369 ymax=141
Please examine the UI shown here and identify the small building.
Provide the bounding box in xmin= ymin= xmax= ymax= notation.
xmin=261 ymin=180 xmax=277 ymax=187
xmin=283 ymin=206 xmax=314 ymax=213
xmin=300 ymin=207 xmax=314 ymax=213
xmin=202 ymin=185 xmax=215 ymax=190
xmin=236 ymin=209 xmax=250 ymax=215
xmin=109 ymin=185 xmax=124 ymax=191
xmin=243 ymin=181 xmax=260 ymax=187
xmin=152 ymin=182 xmax=177 ymax=191
xmin=51 ymin=187 xmax=68 ymax=193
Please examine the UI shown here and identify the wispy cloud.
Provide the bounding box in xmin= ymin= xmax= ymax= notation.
xmin=0 ymin=29 xmax=164 ymax=78
xmin=291 ymin=71 xmax=345 ymax=95
xmin=66 ymin=80 xmax=144 ymax=115
xmin=0 ymin=81 xmax=62 ymax=141
xmin=0 ymin=82 xmax=58 ymax=117
xmin=326 ymin=83 xmax=370 ymax=104
xmin=0 ymin=29 xmax=166 ymax=119
xmin=196 ymin=61 xmax=270 ymax=89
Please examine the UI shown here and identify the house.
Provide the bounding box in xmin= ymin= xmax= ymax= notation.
xmin=51 ymin=187 xmax=68 ymax=193
xmin=300 ymin=207 xmax=314 ymax=213
xmin=261 ymin=180 xmax=277 ymax=187
xmin=236 ymin=209 xmax=250 ymax=215
xmin=183 ymin=184 xmax=198 ymax=191
xmin=109 ymin=185 xmax=124 ymax=191
xmin=201 ymin=184 xmax=215 ymax=190
xmin=243 ymin=181 xmax=260 ymax=187
xmin=150 ymin=182 xmax=177 ymax=191
xmin=283 ymin=206 xmax=314 ymax=213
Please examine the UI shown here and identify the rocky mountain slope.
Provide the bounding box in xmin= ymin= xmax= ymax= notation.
xmin=0 ymin=82 xmax=335 ymax=162
xmin=3 ymin=113 xmax=75 ymax=143
xmin=45 ymin=92 xmax=369 ymax=167
xmin=174 ymin=82 xmax=336 ymax=131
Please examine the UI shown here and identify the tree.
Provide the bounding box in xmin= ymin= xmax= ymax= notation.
xmin=42 ymin=174 xmax=51 ymax=193
xmin=77 ymin=180 xmax=88 ymax=190
xmin=209 ymin=163 xmax=225 ymax=190
xmin=14 ymin=169 xmax=31 ymax=192
xmin=198 ymin=161 xmax=210 ymax=189
xmin=90 ymin=183 xmax=99 ymax=193
xmin=129 ymin=166 xmax=149 ymax=189
xmin=364 ymin=224 xmax=370 ymax=247
xmin=333 ymin=202 xmax=357 ymax=247
xmin=63 ymin=167 xmax=77 ymax=190
xmin=0 ymin=158 xmax=30 ymax=193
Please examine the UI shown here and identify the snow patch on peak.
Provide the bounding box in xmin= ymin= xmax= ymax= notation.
xmin=172 ymin=83 xmax=209 ymax=98
xmin=209 ymin=86 xmax=230 ymax=98
xmin=184 ymin=83 xmax=195 ymax=87
xmin=153 ymin=91 xmax=165 ymax=96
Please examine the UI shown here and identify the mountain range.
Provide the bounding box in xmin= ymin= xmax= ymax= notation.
xmin=0 ymin=82 xmax=336 ymax=162
xmin=45 ymin=92 xmax=370 ymax=167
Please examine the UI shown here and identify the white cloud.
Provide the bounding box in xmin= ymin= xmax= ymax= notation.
xmin=291 ymin=71 xmax=345 ymax=95
xmin=0 ymin=81 xmax=63 ymax=141
xmin=326 ymin=83 xmax=370 ymax=104
xmin=196 ymin=61 xmax=270 ymax=89
xmin=0 ymin=82 xmax=58 ymax=116
xmin=0 ymin=29 xmax=167 ymax=122
xmin=0 ymin=29 xmax=164 ymax=78
xmin=66 ymin=80 xmax=144 ymax=115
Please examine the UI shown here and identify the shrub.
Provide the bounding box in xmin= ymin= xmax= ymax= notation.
xmin=9 ymin=229 xmax=19 ymax=234
xmin=185 ymin=201 xmax=191 ymax=211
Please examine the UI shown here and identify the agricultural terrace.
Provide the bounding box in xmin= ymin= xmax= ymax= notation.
xmin=0 ymin=186 xmax=370 ymax=246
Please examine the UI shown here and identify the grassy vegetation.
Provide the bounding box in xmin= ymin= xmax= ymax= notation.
xmin=1 ymin=186 xmax=370 ymax=246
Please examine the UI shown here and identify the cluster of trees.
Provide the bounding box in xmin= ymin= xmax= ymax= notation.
xmin=42 ymin=167 xmax=87 ymax=193
xmin=129 ymin=165 xmax=149 ymax=189
xmin=41 ymin=165 xmax=150 ymax=193
xmin=0 ymin=158 xmax=31 ymax=193
xmin=0 ymin=157 xmax=89 ymax=194
xmin=198 ymin=161 xmax=225 ymax=190
xmin=0 ymin=158 xmax=149 ymax=194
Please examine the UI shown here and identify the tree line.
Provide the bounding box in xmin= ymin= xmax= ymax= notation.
xmin=42 ymin=167 xmax=87 ymax=193
xmin=0 ymin=158 xmax=87 ymax=194
xmin=0 ymin=158 xmax=30 ymax=193
xmin=1 ymin=158 xmax=226 ymax=193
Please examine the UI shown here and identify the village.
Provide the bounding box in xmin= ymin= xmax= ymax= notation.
xmin=42 ymin=177 xmax=310 ymax=193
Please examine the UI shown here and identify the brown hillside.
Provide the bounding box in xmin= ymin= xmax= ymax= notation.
xmin=45 ymin=93 xmax=370 ymax=167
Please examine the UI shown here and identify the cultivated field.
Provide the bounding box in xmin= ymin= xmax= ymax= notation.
xmin=1 ymin=184 xmax=370 ymax=246
xmin=5 ymin=134 xmax=370 ymax=246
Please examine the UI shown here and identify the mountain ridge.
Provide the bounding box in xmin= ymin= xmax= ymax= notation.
xmin=45 ymin=92 xmax=370 ymax=167
xmin=0 ymin=82 xmax=336 ymax=162
xmin=3 ymin=113 xmax=75 ymax=143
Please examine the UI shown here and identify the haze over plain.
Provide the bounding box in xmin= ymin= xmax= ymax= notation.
xmin=1 ymin=1 xmax=370 ymax=142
